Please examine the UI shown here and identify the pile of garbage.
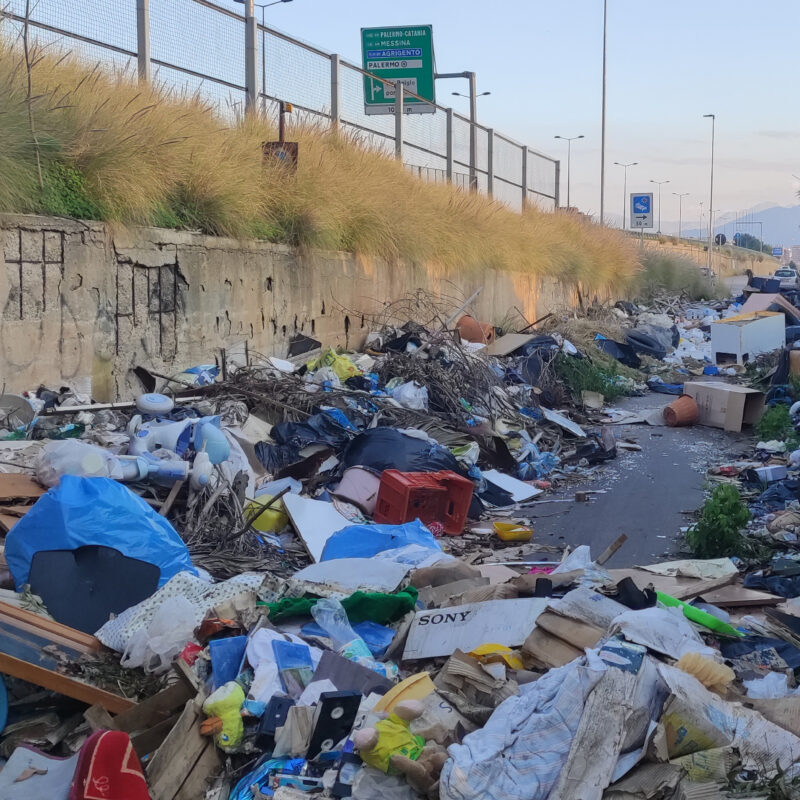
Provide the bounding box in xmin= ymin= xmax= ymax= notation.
xmin=4 ymin=287 xmax=800 ymax=799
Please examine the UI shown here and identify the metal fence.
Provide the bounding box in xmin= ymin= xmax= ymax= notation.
xmin=1 ymin=0 xmax=559 ymax=212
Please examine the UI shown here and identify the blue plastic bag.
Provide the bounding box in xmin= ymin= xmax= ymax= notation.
xmin=321 ymin=518 xmax=441 ymax=561
xmin=5 ymin=476 xmax=196 ymax=590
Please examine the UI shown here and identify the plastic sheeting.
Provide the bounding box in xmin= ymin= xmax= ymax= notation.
xmin=320 ymin=519 xmax=441 ymax=562
xmin=5 ymin=476 xmax=196 ymax=590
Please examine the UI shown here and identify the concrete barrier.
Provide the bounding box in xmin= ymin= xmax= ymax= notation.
xmin=1 ymin=214 xmax=585 ymax=400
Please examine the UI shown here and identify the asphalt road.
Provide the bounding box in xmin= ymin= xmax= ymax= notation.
xmin=529 ymin=393 xmax=750 ymax=568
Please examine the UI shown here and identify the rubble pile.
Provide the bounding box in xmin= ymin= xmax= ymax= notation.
xmin=5 ymin=284 xmax=800 ymax=799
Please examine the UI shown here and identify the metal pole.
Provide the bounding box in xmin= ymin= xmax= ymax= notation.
xmin=261 ymin=5 xmax=266 ymax=115
xmin=600 ymin=0 xmax=607 ymax=224
xmin=678 ymin=195 xmax=682 ymax=239
xmin=622 ymin=166 xmax=627 ymax=230
xmin=705 ymin=114 xmax=715 ymax=274
xmin=244 ymin=0 xmax=258 ymax=112
xmin=136 ymin=0 xmax=151 ymax=83
xmin=446 ymin=108 xmax=453 ymax=182
xmin=330 ymin=54 xmax=341 ymax=130
xmin=395 ymin=81 xmax=404 ymax=161
xmin=487 ymin=128 xmax=494 ymax=198
xmin=658 ymin=182 xmax=662 ymax=234
xmin=566 ymin=138 xmax=572 ymax=209
xmin=521 ymin=148 xmax=528 ymax=210
xmin=468 ymin=71 xmax=477 ymax=191
xmin=554 ymin=159 xmax=561 ymax=208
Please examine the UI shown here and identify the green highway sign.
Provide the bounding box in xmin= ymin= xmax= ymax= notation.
xmin=361 ymin=26 xmax=436 ymax=115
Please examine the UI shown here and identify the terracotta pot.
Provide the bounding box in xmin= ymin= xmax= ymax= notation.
xmin=663 ymin=394 xmax=700 ymax=427
xmin=456 ymin=315 xmax=495 ymax=344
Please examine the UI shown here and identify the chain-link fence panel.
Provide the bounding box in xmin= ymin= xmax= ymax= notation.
xmin=262 ymin=28 xmax=330 ymax=117
xmin=0 ymin=0 xmax=558 ymax=210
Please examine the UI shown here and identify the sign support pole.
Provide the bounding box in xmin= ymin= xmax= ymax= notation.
xmin=395 ymin=82 xmax=404 ymax=161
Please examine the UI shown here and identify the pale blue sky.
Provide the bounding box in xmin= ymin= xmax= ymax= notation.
xmin=223 ymin=0 xmax=800 ymax=231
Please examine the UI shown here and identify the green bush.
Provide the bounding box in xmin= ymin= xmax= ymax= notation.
xmin=553 ymin=352 xmax=630 ymax=402
xmin=756 ymin=404 xmax=798 ymax=446
xmin=40 ymin=163 xmax=104 ymax=219
xmin=685 ymin=484 xmax=750 ymax=559
xmin=633 ymin=252 xmax=722 ymax=301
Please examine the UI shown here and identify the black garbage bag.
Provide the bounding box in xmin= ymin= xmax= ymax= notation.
xmin=755 ymin=478 xmax=800 ymax=510
xmin=255 ymin=442 xmax=302 ymax=473
xmin=625 ymin=329 xmax=667 ymax=360
xmin=595 ymin=338 xmax=641 ymax=369
xmin=342 ymin=427 xmax=464 ymax=474
xmin=272 ymin=410 xmax=355 ymax=450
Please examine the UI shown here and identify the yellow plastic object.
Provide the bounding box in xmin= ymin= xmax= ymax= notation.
xmin=358 ymin=713 xmax=425 ymax=774
xmin=202 ymin=681 xmax=245 ymax=750
xmin=675 ymin=652 xmax=735 ymax=695
xmin=374 ymin=672 xmax=435 ymax=713
xmin=493 ymin=521 xmax=533 ymax=542
xmin=469 ymin=643 xmax=524 ymax=670
xmin=244 ymin=495 xmax=288 ymax=533
xmin=306 ymin=348 xmax=362 ymax=380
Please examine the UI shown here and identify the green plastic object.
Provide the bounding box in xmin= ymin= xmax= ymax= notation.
xmin=657 ymin=592 xmax=743 ymax=638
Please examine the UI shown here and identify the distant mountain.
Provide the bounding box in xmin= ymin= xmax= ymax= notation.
xmin=683 ymin=205 xmax=800 ymax=248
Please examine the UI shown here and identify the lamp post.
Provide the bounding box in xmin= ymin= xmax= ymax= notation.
xmin=554 ymin=134 xmax=584 ymax=209
xmin=234 ymin=0 xmax=293 ymax=114
xmin=672 ymin=191 xmax=689 ymax=239
xmin=451 ymin=82 xmax=490 ymax=191
xmin=614 ymin=161 xmax=637 ymax=229
xmin=699 ymin=201 xmax=704 ymax=241
xmin=600 ymin=0 xmax=608 ymax=223
xmin=704 ymin=114 xmax=716 ymax=275
xmin=650 ymin=179 xmax=670 ymax=234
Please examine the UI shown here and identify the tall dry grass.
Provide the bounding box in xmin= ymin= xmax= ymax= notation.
xmin=0 ymin=37 xmax=639 ymax=290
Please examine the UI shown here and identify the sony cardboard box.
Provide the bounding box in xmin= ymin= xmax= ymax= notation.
xmin=683 ymin=381 xmax=765 ymax=433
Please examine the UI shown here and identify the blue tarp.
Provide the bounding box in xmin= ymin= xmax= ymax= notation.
xmin=5 ymin=476 xmax=196 ymax=589
xmin=320 ymin=519 xmax=441 ymax=561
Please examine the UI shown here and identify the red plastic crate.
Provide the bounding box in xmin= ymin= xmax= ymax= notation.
xmin=374 ymin=470 xmax=473 ymax=535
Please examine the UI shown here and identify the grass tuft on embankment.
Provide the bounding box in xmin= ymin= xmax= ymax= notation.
xmin=0 ymin=37 xmax=639 ymax=289
xmin=632 ymin=252 xmax=725 ymax=301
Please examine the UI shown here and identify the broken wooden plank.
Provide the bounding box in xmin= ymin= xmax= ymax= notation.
xmin=670 ymin=573 xmax=739 ymax=601
xmin=174 ymin=740 xmax=222 ymax=800
xmin=113 ymin=680 xmax=195 ymax=735
xmin=702 ymin=586 xmax=781 ymax=608
xmin=84 ymin=704 xmax=117 ymax=732
xmin=159 ymin=479 xmax=185 ymax=517
xmin=130 ymin=713 xmax=181 ymax=759
xmin=0 ymin=651 xmax=134 ymax=714
xmin=146 ymin=696 xmax=208 ymax=800
xmin=595 ymin=534 xmax=628 ymax=566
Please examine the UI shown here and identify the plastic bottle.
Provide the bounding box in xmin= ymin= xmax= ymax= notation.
xmin=310 ymin=598 xmax=398 ymax=680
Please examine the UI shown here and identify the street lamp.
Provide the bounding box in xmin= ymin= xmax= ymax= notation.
xmin=672 ymin=191 xmax=689 ymax=239
xmin=699 ymin=201 xmax=704 ymax=241
xmin=704 ymin=114 xmax=716 ymax=275
xmin=614 ymin=161 xmax=637 ymax=229
xmin=650 ymin=179 xmax=670 ymax=234
xmin=600 ymin=0 xmax=608 ymax=224
xmin=554 ymin=135 xmax=584 ymax=209
xmin=438 ymin=72 xmax=486 ymax=190
xmin=234 ymin=0 xmax=293 ymax=114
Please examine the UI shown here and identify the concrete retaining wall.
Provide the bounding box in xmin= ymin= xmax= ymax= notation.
xmin=0 ymin=214 xmax=582 ymax=401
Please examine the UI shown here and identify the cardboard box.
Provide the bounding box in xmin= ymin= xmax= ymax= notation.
xmin=790 ymin=349 xmax=800 ymax=376
xmin=710 ymin=311 xmax=785 ymax=365
xmin=683 ymin=381 xmax=765 ymax=432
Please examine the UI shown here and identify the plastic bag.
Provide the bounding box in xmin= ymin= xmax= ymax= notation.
xmin=310 ymin=598 xmax=397 ymax=680
xmin=36 ymin=440 xmax=123 ymax=487
xmin=307 ymin=348 xmax=362 ymax=380
xmin=121 ymin=596 xmax=196 ymax=674
xmin=5 ymin=476 xmax=196 ymax=589
xmin=744 ymin=672 xmax=792 ymax=699
xmin=390 ymin=380 xmax=429 ymax=411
